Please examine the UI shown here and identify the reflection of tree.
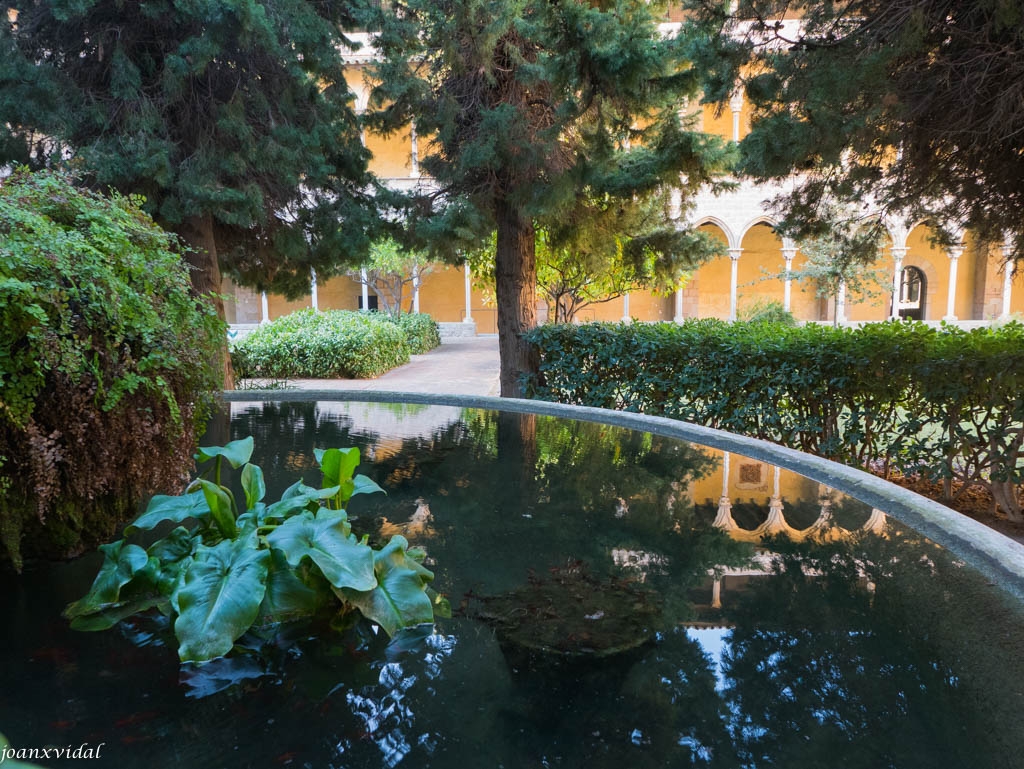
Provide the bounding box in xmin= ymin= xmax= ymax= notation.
xmin=720 ymin=533 xmax=1024 ymax=768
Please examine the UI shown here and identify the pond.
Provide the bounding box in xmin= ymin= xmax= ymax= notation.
xmin=2 ymin=398 xmax=1023 ymax=769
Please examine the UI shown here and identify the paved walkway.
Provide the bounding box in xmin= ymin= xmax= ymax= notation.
xmin=255 ymin=336 xmax=500 ymax=396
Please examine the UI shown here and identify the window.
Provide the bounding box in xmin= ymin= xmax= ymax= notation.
xmin=897 ymin=266 xmax=926 ymax=320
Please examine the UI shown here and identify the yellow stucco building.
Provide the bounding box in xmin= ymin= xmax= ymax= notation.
xmin=223 ymin=19 xmax=1023 ymax=334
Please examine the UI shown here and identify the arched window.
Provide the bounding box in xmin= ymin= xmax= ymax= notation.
xmin=897 ymin=266 xmax=926 ymax=320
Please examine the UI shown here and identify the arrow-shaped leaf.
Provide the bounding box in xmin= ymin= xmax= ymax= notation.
xmin=126 ymin=491 xmax=209 ymax=534
xmin=198 ymin=480 xmax=237 ymax=538
xmin=350 ymin=473 xmax=385 ymax=499
xmin=256 ymin=548 xmax=326 ymax=626
xmin=240 ymin=462 xmax=266 ymax=510
xmin=173 ymin=535 xmax=271 ymax=662
xmin=262 ymin=484 xmax=342 ymax=522
xmin=64 ymin=541 xmax=149 ymax=619
xmin=266 ymin=509 xmax=376 ymax=591
xmin=196 ymin=436 xmax=254 ymax=468
xmin=337 ymin=535 xmax=435 ymax=637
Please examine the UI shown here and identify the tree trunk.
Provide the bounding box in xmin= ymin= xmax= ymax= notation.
xmin=174 ymin=213 xmax=235 ymax=390
xmin=494 ymin=199 xmax=538 ymax=397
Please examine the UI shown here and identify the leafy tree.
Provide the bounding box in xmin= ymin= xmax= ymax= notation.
xmin=363 ymin=0 xmax=735 ymax=395
xmin=763 ymin=204 xmax=888 ymax=324
xmin=538 ymin=190 xmax=719 ymax=324
xmin=0 ymin=0 xmax=378 ymax=383
xmin=470 ymin=190 xmax=722 ymax=324
xmin=683 ymin=0 xmax=1024 ymax=262
xmin=348 ymin=238 xmax=436 ymax=316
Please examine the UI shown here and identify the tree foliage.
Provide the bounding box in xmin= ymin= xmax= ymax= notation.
xmin=538 ymin=189 xmax=722 ymax=323
xmin=0 ymin=0 xmax=377 ymax=301
xmin=348 ymin=238 xmax=435 ymax=317
xmin=683 ymin=0 xmax=1024 ymax=261
xmin=363 ymin=0 xmax=735 ymax=394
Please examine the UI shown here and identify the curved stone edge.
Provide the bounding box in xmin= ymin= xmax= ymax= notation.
xmin=221 ymin=389 xmax=1024 ymax=601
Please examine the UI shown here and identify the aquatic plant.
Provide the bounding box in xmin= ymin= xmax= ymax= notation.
xmin=64 ymin=438 xmax=444 ymax=663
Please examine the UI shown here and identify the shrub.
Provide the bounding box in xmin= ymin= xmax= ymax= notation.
xmin=231 ymin=309 xmax=411 ymax=379
xmin=390 ymin=312 xmax=441 ymax=354
xmin=739 ymin=299 xmax=799 ymax=327
xmin=525 ymin=320 xmax=1024 ymax=520
xmin=0 ymin=170 xmax=223 ymax=569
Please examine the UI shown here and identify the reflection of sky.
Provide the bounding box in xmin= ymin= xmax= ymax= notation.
xmin=686 ymin=627 xmax=732 ymax=692
xmin=344 ymin=632 xmax=457 ymax=767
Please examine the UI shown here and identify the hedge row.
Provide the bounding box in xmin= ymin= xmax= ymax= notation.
xmin=393 ymin=312 xmax=442 ymax=354
xmin=525 ymin=320 xmax=1024 ymax=519
xmin=231 ymin=310 xmax=440 ymax=379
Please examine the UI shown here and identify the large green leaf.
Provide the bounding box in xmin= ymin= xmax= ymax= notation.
xmin=350 ymin=473 xmax=385 ymax=499
xmin=256 ymin=548 xmax=325 ymax=626
xmin=125 ymin=491 xmax=209 ymax=534
xmin=266 ymin=509 xmax=376 ymax=591
xmin=262 ymin=483 xmax=342 ymax=522
xmin=337 ymin=535 xmax=435 ymax=637
xmin=146 ymin=527 xmax=196 ymax=596
xmin=197 ymin=479 xmax=238 ymax=538
xmin=63 ymin=541 xmax=149 ymax=619
xmin=195 ymin=436 xmax=254 ymax=468
xmin=173 ymin=535 xmax=271 ymax=662
xmin=70 ymin=596 xmax=165 ymax=632
xmin=315 ymin=446 xmax=360 ymax=501
xmin=240 ymin=462 xmax=266 ymax=510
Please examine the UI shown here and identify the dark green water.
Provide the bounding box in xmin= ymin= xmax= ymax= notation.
xmin=2 ymin=401 xmax=1023 ymax=768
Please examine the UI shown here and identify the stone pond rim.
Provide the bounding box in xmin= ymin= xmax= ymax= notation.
xmin=220 ymin=389 xmax=1024 ymax=603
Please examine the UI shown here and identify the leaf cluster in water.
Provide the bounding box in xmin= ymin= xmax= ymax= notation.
xmin=65 ymin=437 xmax=445 ymax=663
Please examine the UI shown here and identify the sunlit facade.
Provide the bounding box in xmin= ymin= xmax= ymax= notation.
xmin=222 ymin=16 xmax=1022 ymax=335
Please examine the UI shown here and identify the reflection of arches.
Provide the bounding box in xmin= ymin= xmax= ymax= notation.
xmin=896 ymin=266 xmax=927 ymax=320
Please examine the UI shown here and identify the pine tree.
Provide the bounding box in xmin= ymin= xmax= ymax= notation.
xmin=364 ymin=0 xmax=734 ymax=395
xmin=683 ymin=0 xmax=1024 ymax=261
xmin=0 ymin=1 xmax=377 ymax=383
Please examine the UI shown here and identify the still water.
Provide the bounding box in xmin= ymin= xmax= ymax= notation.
xmin=2 ymin=401 xmax=1023 ymax=768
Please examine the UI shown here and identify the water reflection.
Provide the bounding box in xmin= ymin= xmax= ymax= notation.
xmin=1 ymin=402 xmax=1022 ymax=768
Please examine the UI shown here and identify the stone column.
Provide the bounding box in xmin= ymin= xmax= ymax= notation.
xmin=412 ymin=263 xmax=421 ymax=314
xmin=674 ymin=287 xmax=684 ymax=323
xmin=410 ymin=120 xmax=420 ymax=178
xmin=889 ymin=246 xmax=907 ymax=320
xmin=729 ymin=88 xmax=743 ymax=142
xmin=463 ymin=261 xmax=473 ymax=323
xmin=622 ymin=292 xmax=631 ymax=323
xmin=360 ymin=268 xmax=370 ymax=312
xmin=1001 ymin=241 xmax=1014 ymax=319
xmin=836 ymin=279 xmax=847 ymax=324
xmin=944 ymin=246 xmax=962 ymax=320
xmin=712 ymin=452 xmax=737 ymax=532
xmin=728 ymin=248 xmax=742 ymax=321
xmin=781 ymin=246 xmax=797 ymax=312
xmin=260 ymin=291 xmax=269 ymax=324
xmin=310 ymin=269 xmax=319 ymax=311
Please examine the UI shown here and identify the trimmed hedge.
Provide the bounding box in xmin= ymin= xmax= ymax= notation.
xmin=525 ymin=320 xmax=1024 ymax=519
xmin=0 ymin=170 xmax=223 ymax=569
xmin=392 ymin=312 xmax=441 ymax=354
xmin=231 ymin=309 xmax=412 ymax=379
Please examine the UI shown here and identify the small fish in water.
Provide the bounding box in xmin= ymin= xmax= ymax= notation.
xmin=114 ymin=711 xmax=159 ymax=728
